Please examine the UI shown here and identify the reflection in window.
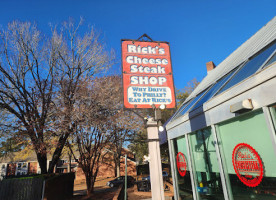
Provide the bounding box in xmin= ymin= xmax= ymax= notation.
xmin=189 ymin=128 xmax=224 ymax=199
xmin=171 ymin=101 xmax=190 ymax=121
xmin=270 ymin=105 xmax=276 ymax=133
xmin=217 ymin=109 xmax=276 ymax=199
xmin=173 ymin=136 xmax=193 ymax=200
xmin=263 ymin=51 xmax=276 ymax=69
xmin=217 ymin=42 xmax=276 ymax=95
xmin=174 ymin=90 xmax=207 ymax=119
xmin=191 ymin=69 xmax=237 ymax=111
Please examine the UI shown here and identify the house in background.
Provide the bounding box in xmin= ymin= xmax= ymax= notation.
xmin=0 ymin=147 xmax=137 ymax=181
xmin=0 ymin=152 xmax=43 ymax=179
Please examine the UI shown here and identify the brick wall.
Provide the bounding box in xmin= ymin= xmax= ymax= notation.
xmin=6 ymin=163 xmax=16 ymax=176
xmin=28 ymin=162 xmax=38 ymax=174
xmin=75 ymin=156 xmax=137 ymax=182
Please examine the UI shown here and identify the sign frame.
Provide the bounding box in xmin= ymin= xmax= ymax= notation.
xmin=121 ymin=38 xmax=176 ymax=109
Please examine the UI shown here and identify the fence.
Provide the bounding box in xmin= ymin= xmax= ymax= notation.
xmin=0 ymin=177 xmax=44 ymax=200
xmin=43 ymin=173 xmax=75 ymax=200
xmin=0 ymin=173 xmax=75 ymax=200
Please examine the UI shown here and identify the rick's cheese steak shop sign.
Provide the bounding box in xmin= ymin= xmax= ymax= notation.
xmin=122 ymin=40 xmax=176 ymax=109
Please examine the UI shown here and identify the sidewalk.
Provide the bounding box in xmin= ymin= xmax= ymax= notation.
xmin=127 ymin=184 xmax=174 ymax=200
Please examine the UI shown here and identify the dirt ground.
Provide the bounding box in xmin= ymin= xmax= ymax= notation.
xmin=71 ymin=187 xmax=117 ymax=200
xmin=71 ymin=177 xmax=117 ymax=200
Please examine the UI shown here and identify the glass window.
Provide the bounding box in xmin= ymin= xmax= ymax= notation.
xmin=217 ymin=42 xmax=276 ymax=95
xmin=216 ymin=109 xmax=276 ymax=199
xmin=172 ymin=136 xmax=193 ymax=200
xmin=171 ymin=101 xmax=190 ymax=121
xmin=263 ymin=51 xmax=276 ymax=69
xmin=191 ymin=69 xmax=237 ymax=111
xmin=189 ymin=128 xmax=225 ymax=199
xmin=269 ymin=105 xmax=276 ymax=133
xmin=174 ymin=90 xmax=207 ymax=119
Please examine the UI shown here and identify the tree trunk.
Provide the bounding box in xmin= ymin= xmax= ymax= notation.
xmin=69 ymin=153 xmax=72 ymax=173
xmin=48 ymin=134 xmax=70 ymax=173
xmin=36 ymin=152 xmax=47 ymax=174
xmin=114 ymin=161 xmax=118 ymax=177
xmin=114 ymin=157 xmax=120 ymax=177
xmin=86 ymin=174 xmax=91 ymax=195
xmin=48 ymin=150 xmax=61 ymax=173
xmin=29 ymin=130 xmax=48 ymax=174
xmin=85 ymin=173 xmax=95 ymax=195
xmin=116 ymin=160 xmax=120 ymax=177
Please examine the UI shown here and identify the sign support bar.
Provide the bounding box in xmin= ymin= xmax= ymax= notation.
xmin=146 ymin=117 xmax=165 ymax=200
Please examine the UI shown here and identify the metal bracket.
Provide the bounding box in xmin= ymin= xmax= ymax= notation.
xmin=146 ymin=139 xmax=160 ymax=142
xmin=137 ymin=34 xmax=154 ymax=42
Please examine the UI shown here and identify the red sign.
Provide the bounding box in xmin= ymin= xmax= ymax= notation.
xmin=232 ymin=143 xmax=264 ymax=187
xmin=176 ymin=152 xmax=187 ymax=177
xmin=121 ymin=40 xmax=176 ymax=109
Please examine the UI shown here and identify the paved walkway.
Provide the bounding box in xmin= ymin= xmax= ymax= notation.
xmin=127 ymin=184 xmax=174 ymax=200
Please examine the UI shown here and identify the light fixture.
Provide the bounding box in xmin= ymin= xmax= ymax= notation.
xmin=158 ymin=126 xmax=164 ymax=132
xmin=159 ymin=104 xmax=166 ymax=110
xmin=230 ymin=99 xmax=253 ymax=114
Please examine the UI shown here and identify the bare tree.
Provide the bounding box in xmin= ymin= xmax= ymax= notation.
xmin=0 ymin=21 xmax=56 ymax=173
xmin=67 ymin=76 xmax=121 ymax=194
xmin=47 ymin=18 xmax=114 ymax=173
xmin=0 ymin=19 xmax=114 ymax=174
xmin=108 ymin=111 xmax=140 ymax=177
xmin=70 ymin=125 xmax=110 ymax=194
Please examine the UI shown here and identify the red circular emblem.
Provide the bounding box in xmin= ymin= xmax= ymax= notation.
xmin=176 ymin=152 xmax=187 ymax=177
xmin=232 ymin=143 xmax=263 ymax=187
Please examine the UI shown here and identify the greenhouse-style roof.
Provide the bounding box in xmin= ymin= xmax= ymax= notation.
xmin=169 ymin=16 xmax=276 ymax=123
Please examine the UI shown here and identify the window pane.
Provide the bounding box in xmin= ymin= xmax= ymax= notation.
xmin=263 ymin=52 xmax=276 ymax=69
xmin=191 ymin=69 xmax=237 ymax=111
xmin=175 ymin=91 xmax=206 ymax=118
xmin=270 ymin=105 xmax=276 ymax=133
xmin=217 ymin=42 xmax=276 ymax=95
xmin=173 ymin=136 xmax=193 ymax=199
xmin=171 ymin=101 xmax=189 ymax=121
xmin=216 ymin=110 xmax=276 ymax=199
xmin=189 ymin=128 xmax=225 ymax=199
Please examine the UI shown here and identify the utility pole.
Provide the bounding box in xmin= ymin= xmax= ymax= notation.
xmin=146 ymin=105 xmax=165 ymax=200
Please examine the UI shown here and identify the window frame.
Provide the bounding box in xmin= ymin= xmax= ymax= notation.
xmin=213 ymin=61 xmax=247 ymax=97
xmin=215 ymin=42 xmax=276 ymax=97
xmin=259 ymin=49 xmax=276 ymax=70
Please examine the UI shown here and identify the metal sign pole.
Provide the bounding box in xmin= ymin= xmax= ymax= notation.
xmin=121 ymin=35 xmax=174 ymax=200
xmin=124 ymin=154 xmax=127 ymax=200
xmin=147 ymin=117 xmax=165 ymax=200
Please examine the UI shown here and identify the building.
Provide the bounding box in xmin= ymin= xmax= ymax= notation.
xmin=75 ymin=147 xmax=136 ymax=184
xmin=0 ymin=147 xmax=136 ymax=181
xmin=165 ymin=17 xmax=276 ymax=200
xmin=0 ymin=152 xmax=55 ymax=179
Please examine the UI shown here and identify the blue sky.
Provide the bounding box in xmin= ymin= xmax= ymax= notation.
xmin=0 ymin=0 xmax=275 ymax=89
